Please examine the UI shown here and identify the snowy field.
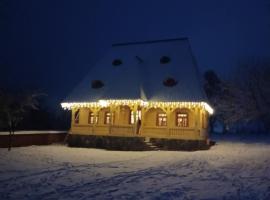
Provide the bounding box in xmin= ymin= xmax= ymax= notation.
xmin=0 ymin=135 xmax=270 ymax=200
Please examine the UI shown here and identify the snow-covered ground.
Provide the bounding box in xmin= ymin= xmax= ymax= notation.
xmin=0 ymin=135 xmax=270 ymax=200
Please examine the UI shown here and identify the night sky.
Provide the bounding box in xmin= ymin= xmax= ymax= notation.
xmin=1 ymin=0 xmax=270 ymax=108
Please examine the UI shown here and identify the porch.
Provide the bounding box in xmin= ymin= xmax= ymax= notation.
xmin=71 ymin=124 xmax=205 ymax=140
xmin=69 ymin=102 xmax=209 ymax=141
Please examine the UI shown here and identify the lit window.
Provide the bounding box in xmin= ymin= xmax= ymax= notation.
xmin=130 ymin=111 xmax=135 ymax=124
xmin=74 ymin=109 xmax=80 ymax=124
xmin=104 ymin=112 xmax=111 ymax=124
xmin=137 ymin=110 xmax=141 ymax=120
xmin=157 ymin=113 xmax=167 ymax=126
xmin=176 ymin=112 xmax=188 ymax=127
xmin=88 ymin=112 xmax=95 ymax=124
xmin=96 ymin=115 xmax=99 ymax=124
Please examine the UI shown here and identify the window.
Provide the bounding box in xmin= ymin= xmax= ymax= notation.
xmin=91 ymin=80 xmax=104 ymax=89
xmin=112 ymin=59 xmax=122 ymax=66
xmin=104 ymin=112 xmax=111 ymax=124
xmin=130 ymin=111 xmax=135 ymax=124
xmin=74 ymin=109 xmax=80 ymax=124
xmin=176 ymin=112 xmax=188 ymax=127
xmin=163 ymin=77 xmax=178 ymax=87
xmin=160 ymin=56 xmax=171 ymax=64
xmin=88 ymin=112 xmax=95 ymax=124
xmin=157 ymin=113 xmax=167 ymax=126
xmin=130 ymin=110 xmax=141 ymax=124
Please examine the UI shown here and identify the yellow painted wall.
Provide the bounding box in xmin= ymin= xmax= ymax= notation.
xmin=80 ymin=108 xmax=90 ymax=125
xmin=143 ymin=108 xmax=165 ymax=126
xmin=97 ymin=107 xmax=110 ymax=125
xmin=70 ymin=105 xmax=209 ymax=140
xmin=117 ymin=106 xmax=131 ymax=125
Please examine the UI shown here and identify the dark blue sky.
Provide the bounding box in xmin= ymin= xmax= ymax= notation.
xmin=1 ymin=0 xmax=270 ymax=106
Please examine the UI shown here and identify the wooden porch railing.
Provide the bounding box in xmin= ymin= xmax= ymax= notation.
xmin=71 ymin=124 xmax=202 ymax=140
xmin=140 ymin=127 xmax=201 ymax=140
xmin=71 ymin=124 xmax=135 ymax=136
xmin=110 ymin=125 xmax=135 ymax=136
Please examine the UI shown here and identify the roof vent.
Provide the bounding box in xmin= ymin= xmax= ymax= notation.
xmin=91 ymin=80 xmax=104 ymax=89
xmin=163 ymin=78 xmax=178 ymax=87
xmin=112 ymin=59 xmax=122 ymax=66
xmin=160 ymin=56 xmax=171 ymax=64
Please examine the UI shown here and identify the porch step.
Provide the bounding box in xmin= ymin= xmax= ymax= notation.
xmin=144 ymin=138 xmax=160 ymax=150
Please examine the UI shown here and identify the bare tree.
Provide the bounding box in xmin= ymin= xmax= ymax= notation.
xmin=205 ymin=59 xmax=270 ymax=133
xmin=233 ymin=59 xmax=270 ymax=129
xmin=0 ymin=90 xmax=43 ymax=150
xmin=203 ymin=70 xmax=246 ymax=132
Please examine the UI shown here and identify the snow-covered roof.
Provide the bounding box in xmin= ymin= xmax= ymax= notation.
xmin=64 ymin=38 xmax=207 ymax=102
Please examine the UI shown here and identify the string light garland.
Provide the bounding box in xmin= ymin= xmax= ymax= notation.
xmin=61 ymin=99 xmax=214 ymax=114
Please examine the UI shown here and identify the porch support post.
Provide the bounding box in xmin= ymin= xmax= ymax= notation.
xmin=166 ymin=107 xmax=171 ymax=137
xmin=110 ymin=106 xmax=114 ymax=125
xmin=195 ymin=107 xmax=201 ymax=136
xmin=109 ymin=106 xmax=115 ymax=134
xmin=71 ymin=108 xmax=74 ymax=132
xmin=140 ymin=107 xmax=146 ymax=135
xmin=132 ymin=105 xmax=137 ymax=122
xmin=92 ymin=108 xmax=99 ymax=134
xmin=131 ymin=105 xmax=139 ymax=135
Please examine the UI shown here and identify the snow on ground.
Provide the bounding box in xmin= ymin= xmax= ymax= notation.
xmin=0 ymin=135 xmax=270 ymax=200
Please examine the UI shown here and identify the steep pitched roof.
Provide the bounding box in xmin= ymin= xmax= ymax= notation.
xmin=64 ymin=38 xmax=207 ymax=102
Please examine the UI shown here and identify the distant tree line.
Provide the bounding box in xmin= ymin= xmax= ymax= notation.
xmin=204 ymin=58 xmax=270 ymax=134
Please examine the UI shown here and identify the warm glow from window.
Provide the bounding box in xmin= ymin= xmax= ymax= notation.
xmin=130 ymin=111 xmax=135 ymax=124
xmin=157 ymin=113 xmax=167 ymax=126
xmin=104 ymin=112 xmax=111 ymax=124
xmin=176 ymin=112 xmax=188 ymax=127
xmin=88 ymin=112 xmax=95 ymax=124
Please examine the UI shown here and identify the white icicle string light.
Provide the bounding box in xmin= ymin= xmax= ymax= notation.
xmin=61 ymin=99 xmax=214 ymax=114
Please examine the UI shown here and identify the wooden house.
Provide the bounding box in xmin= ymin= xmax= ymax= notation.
xmin=61 ymin=38 xmax=213 ymax=150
